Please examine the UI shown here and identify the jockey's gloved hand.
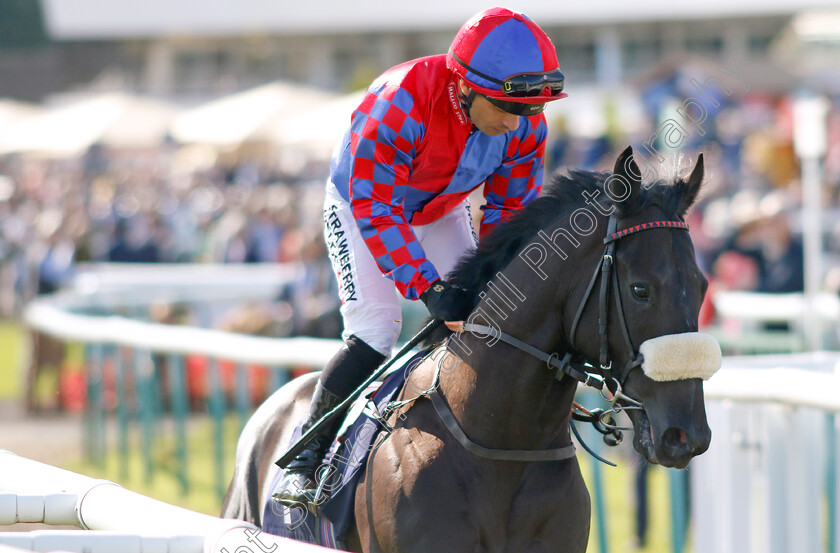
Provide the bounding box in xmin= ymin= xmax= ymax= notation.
xmin=420 ymin=280 xmax=473 ymax=322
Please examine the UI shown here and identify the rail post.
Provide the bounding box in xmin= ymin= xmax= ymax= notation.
xmin=167 ymin=353 xmax=190 ymax=495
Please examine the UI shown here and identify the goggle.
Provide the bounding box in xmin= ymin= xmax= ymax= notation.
xmin=451 ymin=51 xmax=565 ymax=98
xmin=500 ymin=71 xmax=565 ymax=98
xmin=483 ymin=95 xmax=545 ymax=116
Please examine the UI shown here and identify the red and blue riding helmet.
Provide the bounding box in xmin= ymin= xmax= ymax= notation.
xmin=447 ymin=7 xmax=567 ymax=116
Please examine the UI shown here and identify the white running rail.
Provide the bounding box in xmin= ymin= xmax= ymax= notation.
xmin=0 ymin=451 xmax=336 ymax=553
xmin=24 ymin=298 xmax=342 ymax=367
xmin=694 ymin=352 xmax=840 ymax=553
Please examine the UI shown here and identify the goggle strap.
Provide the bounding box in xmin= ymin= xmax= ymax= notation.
xmin=450 ymin=50 xmax=506 ymax=86
xmin=452 ymin=51 xmax=563 ymax=99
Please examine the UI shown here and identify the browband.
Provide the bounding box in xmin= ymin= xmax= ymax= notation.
xmin=605 ymin=220 xmax=689 ymax=244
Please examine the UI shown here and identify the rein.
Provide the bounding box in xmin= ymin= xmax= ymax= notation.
xmin=460 ymin=323 xmax=606 ymax=391
xmin=425 ymin=211 xmax=690 ymax=463
xmin=377 ymin=346 xmax=577 ymax=462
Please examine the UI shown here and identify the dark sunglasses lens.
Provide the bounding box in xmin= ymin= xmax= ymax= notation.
xmin=503 ymin=72 xmax=565 ymax=97
xmin=484 ymin=95 xmax=545 ymax=116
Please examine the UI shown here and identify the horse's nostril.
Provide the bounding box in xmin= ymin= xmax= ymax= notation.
xmin=662 ymin=427 xmax=690 ymax=454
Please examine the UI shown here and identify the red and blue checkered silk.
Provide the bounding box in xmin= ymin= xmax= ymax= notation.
xmin=330 ymin=55 xmax=547 ymax=299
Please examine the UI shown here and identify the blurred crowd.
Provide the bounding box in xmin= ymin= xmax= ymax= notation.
xmin=549 ymin=87 xmax=840 ymax=307
xmin=2 ymin=81 xmax=840 ymax=342
xmin=0 ymin=144 xmax=341 ymax=338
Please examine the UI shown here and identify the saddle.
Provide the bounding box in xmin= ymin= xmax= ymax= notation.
xmin=261 ymin=349 xmax=427 ymax=549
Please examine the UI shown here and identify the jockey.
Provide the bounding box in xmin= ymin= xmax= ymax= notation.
xmin=274 ymin=7 xmax=567 ymax=509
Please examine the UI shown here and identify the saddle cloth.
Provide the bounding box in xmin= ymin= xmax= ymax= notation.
xmin=261 ymin=349 xmax=428 ymax=548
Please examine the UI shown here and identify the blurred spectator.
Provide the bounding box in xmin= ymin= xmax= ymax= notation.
xmin=753 ymin=212 xmax=804 ymax=294
xmin=711 ymin=194 xmax=804 ymax=294
xmin=248 ymin=208 xmax=284 ymax=263
xmin=28 ymin=212 xmax=75 ymax=412
xmin=547 ymin=117 xmax=570 ymax=174
xmin=37 ymin=219 xmax=75 ymax=295
xmin=108 ymin=216 xmax=161 ymax=263
xmin=581 ymin=134 xmax=613 ymax=170
xmin=712 ymin=250 xmax=760 ymax=291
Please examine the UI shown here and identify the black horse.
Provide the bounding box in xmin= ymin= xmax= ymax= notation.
xmin=222 ymin=147 xmax=715 ymax=552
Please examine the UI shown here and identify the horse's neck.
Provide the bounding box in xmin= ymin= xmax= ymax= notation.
xmin=434 ymin=215 xmax=606 ymax=450
xmin=440 ymin=325 xmax=576 ymax=451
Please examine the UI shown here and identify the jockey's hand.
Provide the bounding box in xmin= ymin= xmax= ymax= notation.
xmin=421 ymin=280 xmax=473 ymax=323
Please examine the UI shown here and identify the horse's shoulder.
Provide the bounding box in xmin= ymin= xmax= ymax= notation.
xmin=398 ymin=353 xmax=438 ymax=399
xmin=397 ymin=345 xmax=470 ymax=403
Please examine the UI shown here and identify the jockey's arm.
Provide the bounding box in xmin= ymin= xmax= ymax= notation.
xmin=347 ymin=87 xmax=440 ymax=301
xmin=480 ymin=113 xmax=549 ymax=237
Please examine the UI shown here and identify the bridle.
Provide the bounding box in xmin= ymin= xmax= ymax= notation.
xmin=467 ymin=211 xmax=689 ymax=389
xmin=569 ymin=212 xmax=690 ymax=379
xmin=460 ymin=210 xmax=690 ymax=457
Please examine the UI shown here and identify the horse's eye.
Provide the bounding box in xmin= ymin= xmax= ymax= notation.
xmin=631 ymin=284 xmax=650 ymax=300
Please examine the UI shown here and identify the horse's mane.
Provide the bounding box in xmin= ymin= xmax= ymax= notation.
xmin=424 ymin=167 xmax=695 ymax=344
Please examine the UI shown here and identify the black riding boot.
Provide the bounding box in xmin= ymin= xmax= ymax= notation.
xmin=273 ymin=335 xmax=386 ymax=513
xmin=272 ymin=380 xmax=342 ymax=512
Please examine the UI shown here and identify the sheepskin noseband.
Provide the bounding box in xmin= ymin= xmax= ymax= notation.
xmin=638 ymin=332 xmax=721 ymax=381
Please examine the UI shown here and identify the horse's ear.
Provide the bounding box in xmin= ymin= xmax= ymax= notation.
xmin=611 ymin=145 xmax=642 ymax=212
xmin=678 ymin=153 xmax=704 ymax=217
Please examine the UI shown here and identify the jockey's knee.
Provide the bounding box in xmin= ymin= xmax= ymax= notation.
xmin=351 ymin=328 xmax=400 ymax=358
xmin=342 ymin=304 xmax=402 ymax=357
